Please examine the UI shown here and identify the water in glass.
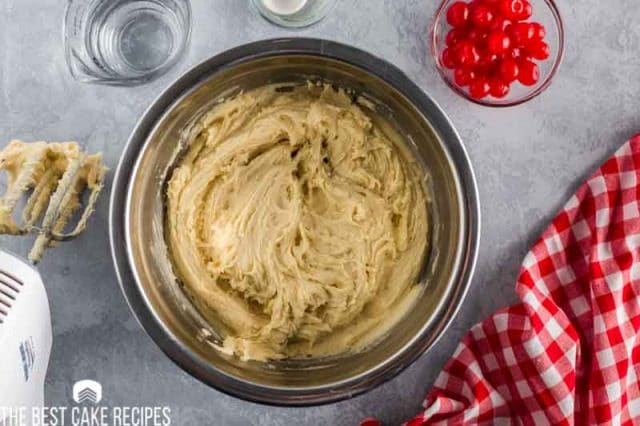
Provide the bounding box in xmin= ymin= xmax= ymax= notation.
xmin=64 ymin=0 xmax=191 ymax=85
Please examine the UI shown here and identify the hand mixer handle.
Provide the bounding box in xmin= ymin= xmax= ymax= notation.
xmin=0 ymin=249 xmax=52 ymax=413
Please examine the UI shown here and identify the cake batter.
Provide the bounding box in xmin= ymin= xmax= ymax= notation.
xmin=166 ymin=83 xmax=428 ymax=360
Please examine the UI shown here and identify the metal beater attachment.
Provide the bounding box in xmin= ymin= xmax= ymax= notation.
xmin=0 ymin=140 xmax=106 ymax=263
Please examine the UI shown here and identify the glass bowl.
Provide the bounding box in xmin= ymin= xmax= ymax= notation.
xmin=430 ymin=0 xmax=564 ymax=107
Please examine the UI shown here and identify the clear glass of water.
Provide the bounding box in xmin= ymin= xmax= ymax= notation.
xmin=64 ymin=0 xmax=191 ymax=85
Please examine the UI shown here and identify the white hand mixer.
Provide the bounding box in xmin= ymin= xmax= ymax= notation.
xmin=0 ymin=249 xmax=52 ymax=415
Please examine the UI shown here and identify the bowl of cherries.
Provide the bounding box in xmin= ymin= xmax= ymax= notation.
xmin=431 ymin=0 xmax=564 ymax=106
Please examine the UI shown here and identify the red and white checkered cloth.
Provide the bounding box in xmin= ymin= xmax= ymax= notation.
xmin=366 ymin=135 xmax=640 ymax=425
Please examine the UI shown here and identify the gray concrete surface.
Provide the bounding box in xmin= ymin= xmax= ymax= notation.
xmin=0 ymin=0 xmax=637 ymax=424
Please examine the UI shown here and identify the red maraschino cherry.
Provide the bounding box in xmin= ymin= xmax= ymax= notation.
xmin=486 ymin=30 xmax=511 ymax=54
xmin=447 ymin=2 xmax=470 ymax=27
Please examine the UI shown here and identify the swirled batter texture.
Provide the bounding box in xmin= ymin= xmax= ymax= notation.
xmin=166 ymin=84 xmax=428 ymax=361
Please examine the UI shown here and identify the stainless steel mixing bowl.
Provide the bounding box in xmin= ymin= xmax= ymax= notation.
xmin=110 ymin=38 xmax=480 ymax=406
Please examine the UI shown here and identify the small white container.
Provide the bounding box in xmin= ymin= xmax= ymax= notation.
xmin=262 ymin=0 xmax=307 ymax=15
xmin=251 ymin=0 xmax=336 ymax=28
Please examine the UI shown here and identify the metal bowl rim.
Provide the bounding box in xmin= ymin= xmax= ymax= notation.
xmin=109 ymin=37 xmax=481 ymax=406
